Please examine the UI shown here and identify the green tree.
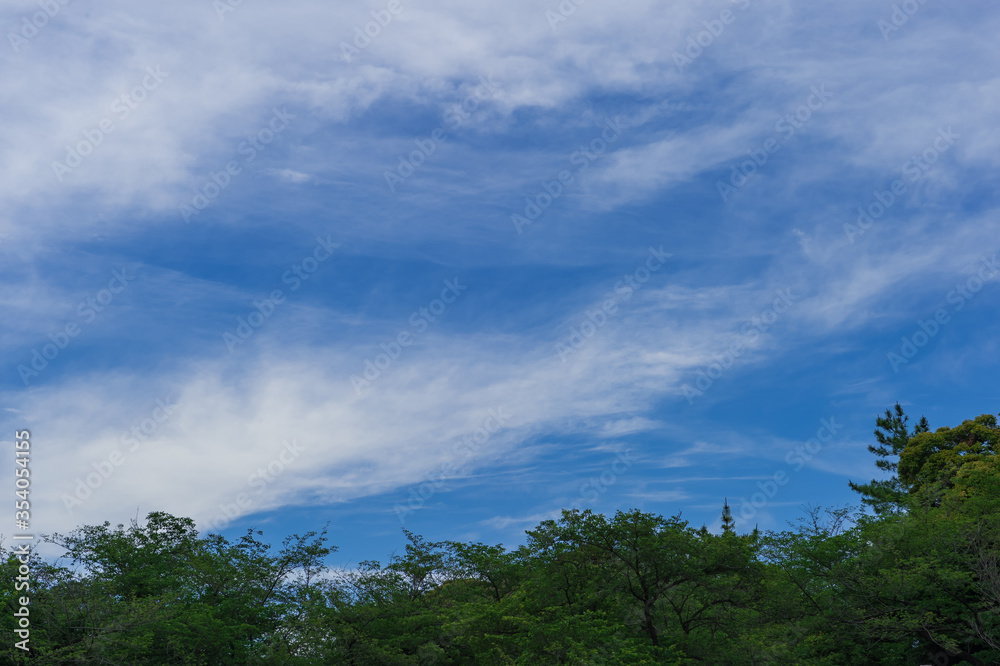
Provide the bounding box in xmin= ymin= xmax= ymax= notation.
xmin=721 ymin=499 xmax=736 ymax=535
xmin=848 ymin=403 xmax=929 ymax=512
xmin=897 ymin=412 xmax=1000 ymax=507
xmin=2 ymin=512 xmax=334 ymax=665
xmin=842 ymin=407 xmax=1000 ymax=665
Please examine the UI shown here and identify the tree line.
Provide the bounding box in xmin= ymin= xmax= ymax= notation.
xmin=3 ymin=405 xmax=999 ymax=664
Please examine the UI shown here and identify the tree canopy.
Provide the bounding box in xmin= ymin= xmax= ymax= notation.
xmin=4 ymin=406 xmax=1000 ymax=664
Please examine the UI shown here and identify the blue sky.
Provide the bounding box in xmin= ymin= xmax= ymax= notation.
xmin=2 ymin=0 xmax=999 ymax=566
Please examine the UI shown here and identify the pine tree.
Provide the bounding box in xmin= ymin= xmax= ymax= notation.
xmin=721 ymin=498 xmax=736 ymax=534
xmin=848 ymin=403 xmax=928 ymax=512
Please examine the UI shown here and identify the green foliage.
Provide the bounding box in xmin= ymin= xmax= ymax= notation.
xmin=2 ymin=512 xmax=334 ymax=665
xmin=848 ymin=402 xmax=929 ymax=512
xmin=898 ymin=412 xmax=1000 ymax=506
xmin=721 ymin=498 xmax=736 ymax=535
xmin=4 ymin=407 xmax=1000 ymax=664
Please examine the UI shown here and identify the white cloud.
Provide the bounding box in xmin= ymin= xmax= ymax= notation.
xmin=3 ymin=0 xmax=999 ymax=544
